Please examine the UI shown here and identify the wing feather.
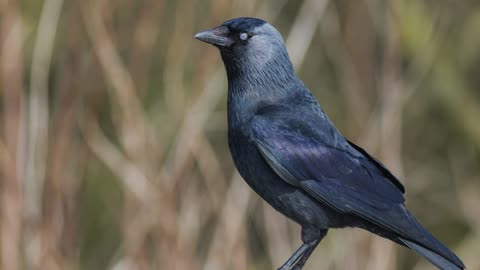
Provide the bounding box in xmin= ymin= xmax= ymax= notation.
xmin=251 ymin=114 xmax=464 ymax=268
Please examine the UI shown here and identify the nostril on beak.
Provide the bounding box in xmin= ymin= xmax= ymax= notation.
xmin=194 ymin=26 xmax=232 ymax=47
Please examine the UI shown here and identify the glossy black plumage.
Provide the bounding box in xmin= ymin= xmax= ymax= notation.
xmin=195 ymin=17 xmax=465 ymax=270
xmin=222 ymin=17 xmax=266 ymax=32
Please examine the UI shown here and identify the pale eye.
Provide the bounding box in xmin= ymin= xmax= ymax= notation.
xmin=239 ymin=32 xmax=248 ymax=41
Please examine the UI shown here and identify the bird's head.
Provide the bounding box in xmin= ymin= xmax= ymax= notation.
xmin=195 ymin=17 xmax=295 ymax=82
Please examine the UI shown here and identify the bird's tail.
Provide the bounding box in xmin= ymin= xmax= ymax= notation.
xmin=399 ymin=237 xmax=464 ymax=270
xmin=392 ymin=211 xmax=465 ymax=270
xmin=365 ymin=207 xmax=466 ymax=270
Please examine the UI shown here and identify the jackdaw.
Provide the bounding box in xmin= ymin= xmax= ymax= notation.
xmin=194 ymin=17 xmax=465 ymax=270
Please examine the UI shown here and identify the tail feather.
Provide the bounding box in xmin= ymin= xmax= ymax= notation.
xmin=399 ymin=238 xmax=465 ymax=270
xmin=400 ymin=211 xmax=466 ymax=270
xmin=358 ymin=206 xmax=466 ymax=270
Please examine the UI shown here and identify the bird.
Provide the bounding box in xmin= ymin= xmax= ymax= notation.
xmin=194 ymin=17 xmax=465 ymax=270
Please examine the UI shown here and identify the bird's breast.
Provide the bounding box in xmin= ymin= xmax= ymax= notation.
xmin=227 ymin=128 xmax=337 ymax=229
xmin=228 ymin=127 xmax=277 ymax=196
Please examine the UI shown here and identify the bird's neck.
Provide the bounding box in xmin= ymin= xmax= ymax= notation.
xmin=223 ymin=50 xmax=302 ymax=104
xmin=224 ymin=51 xmax=306 ymax=128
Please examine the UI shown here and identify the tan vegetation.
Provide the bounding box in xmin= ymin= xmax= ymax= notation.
xmin=0 ymin=0 xmax=478 ymax=269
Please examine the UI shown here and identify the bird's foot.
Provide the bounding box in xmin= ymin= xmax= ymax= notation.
xmin=276 ymin=264 xmax=305 ymax=270
xmin=291 ymin=265 xmax=306 ymax=270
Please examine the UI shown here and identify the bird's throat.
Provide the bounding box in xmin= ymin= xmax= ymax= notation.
xmin=223 ymin=51 xmax=300 ymax=99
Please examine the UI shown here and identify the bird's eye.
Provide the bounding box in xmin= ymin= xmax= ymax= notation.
xmin=239 ymin=32 xmax=249 ymax=41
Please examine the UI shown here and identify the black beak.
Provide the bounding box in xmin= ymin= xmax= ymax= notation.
xmin=194 ymin=25 xmax=233 ymax=47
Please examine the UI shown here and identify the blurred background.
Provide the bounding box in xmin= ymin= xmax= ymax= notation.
xmin=0 ymin=0 xmax=479 ymax=269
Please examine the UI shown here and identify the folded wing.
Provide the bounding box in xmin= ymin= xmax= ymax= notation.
xmin=251 ymin=114 xmax=464 ymax=269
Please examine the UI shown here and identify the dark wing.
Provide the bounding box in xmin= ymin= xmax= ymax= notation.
xmin=346 ymin=139 xmax=405 ymax=193
xmin=251 ymin=114 xmax=464 ymax=269
xmin=251 ymin=114 xmax=405 ymax=211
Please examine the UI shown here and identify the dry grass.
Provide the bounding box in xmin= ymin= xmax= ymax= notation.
xmin=0 ymin=0 xmax=478 ymax=269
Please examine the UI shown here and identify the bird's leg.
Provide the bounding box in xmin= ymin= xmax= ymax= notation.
xmin=277 ymin=229 xmax=327 ymax=270
xmin=290 ymin=238 xmax=320 ymax=270
xmin=277 ymin=242 xmax=312 ymax=270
